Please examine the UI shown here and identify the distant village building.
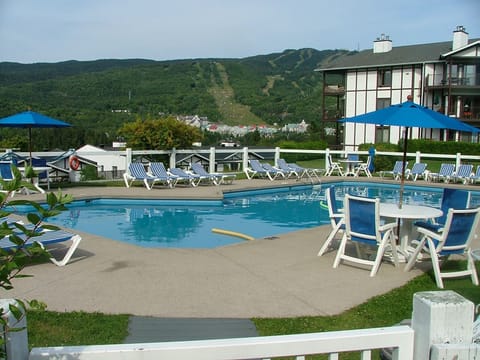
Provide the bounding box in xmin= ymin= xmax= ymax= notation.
xmin=282 ymin=120 xmax=309 ymax=133
xmin=176 ymin=115 xmax=309 ymax=137
xmin=176 ymin=115 xmax=209 ymax=128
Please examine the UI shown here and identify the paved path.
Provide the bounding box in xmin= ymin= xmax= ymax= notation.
xmin=7 ymin=178 xmax=479 ymax=322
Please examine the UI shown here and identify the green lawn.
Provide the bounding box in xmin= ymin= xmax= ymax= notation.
xmin=26 ymin=261 xmax=479 ymax=351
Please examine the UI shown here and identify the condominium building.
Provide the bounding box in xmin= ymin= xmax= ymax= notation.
xmin=317 ymin=26 xmax=480 ymax=151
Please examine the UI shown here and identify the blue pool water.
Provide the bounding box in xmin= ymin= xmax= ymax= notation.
xmin=19 ymin=182 xmax=480 ymax=249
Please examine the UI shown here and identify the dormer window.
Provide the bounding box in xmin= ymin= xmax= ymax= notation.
xmin=378 ymin=69 xmax=392 ymax=87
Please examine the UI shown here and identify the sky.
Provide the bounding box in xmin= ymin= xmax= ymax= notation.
xmin=0 ymin=0 xmax=479 ymax=64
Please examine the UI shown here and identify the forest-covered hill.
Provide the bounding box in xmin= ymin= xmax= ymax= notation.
xmin=0 ymin=48 xmax=350 ymax=149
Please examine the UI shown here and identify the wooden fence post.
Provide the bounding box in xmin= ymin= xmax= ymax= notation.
xmin=411 ymin=291 xmax=475 ymax=360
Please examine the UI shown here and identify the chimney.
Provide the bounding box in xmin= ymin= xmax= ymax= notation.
xmin=452 ymin=25 xmax=468 ymax=50
xmin=373 ymin=33 xmax=392 ymax=53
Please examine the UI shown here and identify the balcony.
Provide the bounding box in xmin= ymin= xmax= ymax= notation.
xmin=323 ymin=84 xmax=345 ymax=95
xmin=425 ymin=74 xmax=480 ymax=88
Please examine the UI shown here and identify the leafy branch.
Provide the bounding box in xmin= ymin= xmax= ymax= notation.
xmin=0 ymin=165 xmax=73 ymax=358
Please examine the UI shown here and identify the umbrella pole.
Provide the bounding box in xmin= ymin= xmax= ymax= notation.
xmin=398 ymin=127 xmax=409 ymax=209
xmin=28 ymin=127 xmax=33 ymax=165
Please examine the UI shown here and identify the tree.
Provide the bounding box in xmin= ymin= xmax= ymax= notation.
xmin=0 ymin=166 xmax=73 ymax=357
xmin=117 ymin=115 xmax=203 ymax=150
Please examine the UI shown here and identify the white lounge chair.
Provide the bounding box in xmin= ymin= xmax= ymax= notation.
xmin=275 ymin=158 xmax=299 ymax=179
xmin=469 ymin=166 xmax=480 ymax=184
xmin=262 ymin=163 xmax=287 ymax=179
xmin=168 ymin=167 xmax=202 ymax=187
xmin=190 ymin=163 xmax=236 ymax=185
xmin=0 ymin=228 xmax=82 ymax=267
xmin=452 ymin=164 xmax=473 ymax=184
xmin=123 ymin=163 xmax=161 ymax=190
xmin=0 ymin=161 xmax=18 ymax=197
xmin=405 ymin=162 xmax=427 ymax=181
xmin=427 ymin=163 xmax=455 ymax=183
xmin=380 ymin=160 xmax=407 ymax=180
xmin=148 ymin=162 xmax=179 ymax=188
xmin=245 ymin=159 xmax=284 ymax=181
xmin=276 ymin=158 xmax=324 ymax=182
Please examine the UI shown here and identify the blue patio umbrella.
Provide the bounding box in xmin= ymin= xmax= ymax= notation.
xmin=0 ymin=111 xmax=71 ymax=164
xmin=340 ymin=100 xmax=479 ymax=207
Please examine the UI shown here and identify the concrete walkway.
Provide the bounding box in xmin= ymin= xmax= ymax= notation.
xmin=6 ymin=178 xmax=479 ymax=341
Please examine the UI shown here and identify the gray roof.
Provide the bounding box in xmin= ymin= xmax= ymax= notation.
xmin=317 ymin=39 xmax=479 ymax=71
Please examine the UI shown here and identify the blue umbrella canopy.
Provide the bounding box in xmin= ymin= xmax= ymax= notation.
xmin=0 ymin=110 xmax=71 ymax=163
xmin=341 ymin=100 xmax=479 ymax=133
xmin=0 ymin=110 xmax=71 ymax=128
xmin=340 ymin=100 xmax=478 ymax=207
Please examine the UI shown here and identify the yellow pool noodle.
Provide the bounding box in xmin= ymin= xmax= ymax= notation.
xmin=211 ymin=228 xmax=255 ymax=241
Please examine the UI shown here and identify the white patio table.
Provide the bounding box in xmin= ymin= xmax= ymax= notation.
xmin=339 ymin=159 xmax=362 ymax=177
xmin=379 ymin=203 xmax=443 ymax=262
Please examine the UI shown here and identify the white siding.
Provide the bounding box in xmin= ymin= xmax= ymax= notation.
xmin=343 ymin=66 xmax=426 ymax=149
xmin=356 ymin=72 xmax=367 ymax=90
xmin=366 ymin=70 xmax=377 ymax=89
xmin=346 ymin=72 xmax=357 ymax=90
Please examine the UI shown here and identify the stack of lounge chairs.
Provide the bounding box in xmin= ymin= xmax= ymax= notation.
xmin=123 ymin=161 xmax=236 ymax=189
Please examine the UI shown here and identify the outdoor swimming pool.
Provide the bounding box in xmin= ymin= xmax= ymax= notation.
xmin=28 ymin=182 xmax=480 ymax=248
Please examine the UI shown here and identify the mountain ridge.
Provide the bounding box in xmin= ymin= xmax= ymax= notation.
xmin=0 ymin=48 xmax=351 ymax=148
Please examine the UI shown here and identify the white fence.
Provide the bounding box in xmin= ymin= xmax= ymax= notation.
xmin=5 ymin=147 xmax=480 ymax=181
xmin=2 ymin=291 xmax=479 ymax=360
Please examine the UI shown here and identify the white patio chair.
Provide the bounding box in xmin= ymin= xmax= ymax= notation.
xmin=325 ymin=155 xmax=343 ymax=176
xmin=333 ymin=194 xmax=399 ymax=277
xmin=354 ymin=156 xmax=373 ymax=177
xmin=318 ymin=187 xmax=344 ymax=256
xmin=405 ymin=207 xmax=480 ymax=288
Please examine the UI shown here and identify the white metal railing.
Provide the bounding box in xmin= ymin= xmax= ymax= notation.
xmin=28 ymin=326 xmax=414 ymax=360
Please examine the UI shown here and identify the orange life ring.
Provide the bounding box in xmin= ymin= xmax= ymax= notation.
xmin=69 ymin=156 xmax=80 ymax=171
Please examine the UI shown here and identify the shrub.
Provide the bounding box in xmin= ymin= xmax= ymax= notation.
xmin=80 ymin=164 xmax=101 ymax=181
xmin=278 ymin=140 xmax=327 ymax=162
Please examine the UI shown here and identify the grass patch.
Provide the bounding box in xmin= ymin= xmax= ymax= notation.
xmin=27 ymin=310 xmax=129 ymax=348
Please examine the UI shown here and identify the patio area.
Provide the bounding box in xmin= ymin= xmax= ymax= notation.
xmin=6 ymin=177 xmax=480 ymax=318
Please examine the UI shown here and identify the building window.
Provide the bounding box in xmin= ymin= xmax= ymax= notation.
xmin=375 ymin=126 xmax=390 ymax=143
xmin=375 ymin=98 xmax=391 ymax=143
xmin=378 ymin=69 xmax=392 ymax=87
xmin=376 ymin=98 xmax=391 ymax=110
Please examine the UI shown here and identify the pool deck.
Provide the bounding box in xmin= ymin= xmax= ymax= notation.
xmin=7 ymin=176 xmax=480 ymax=319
